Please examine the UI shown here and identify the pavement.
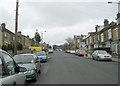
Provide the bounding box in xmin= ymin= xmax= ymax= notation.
xmin=112 ymin=57 xmax=120 ymax=62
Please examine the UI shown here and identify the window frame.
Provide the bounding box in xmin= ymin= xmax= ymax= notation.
xmin=1 ymin=51 xmax=18 ymax=76
xmin=0 ymin=51 xmax=9 ymax=77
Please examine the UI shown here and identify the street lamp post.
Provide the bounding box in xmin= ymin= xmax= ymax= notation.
xmin=108 ymin=1 xmax=120 ymax=13
xmin=40 ymin=31 xmax=46 ymax=44
xmin=14 ymin=0 xmax=19 ymax=55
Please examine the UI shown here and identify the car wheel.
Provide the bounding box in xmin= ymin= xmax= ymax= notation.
xmin=92 ymin=56 xmax=95 ymax=60
xmin=97 ymin=56 xmax=100 ymax=61
xmin=33 ymin=72 xmax=37 ymax=82
xmin=38 ymin=65 xmax=41 ymax=74
xmin=38 ymin=69 xmax=41 ymax=74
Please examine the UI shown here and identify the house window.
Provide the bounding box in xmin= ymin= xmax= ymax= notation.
xmin=98 ymin=35 xmax=100 ymax=41
xmin=4 ymin=33 xmax=7 ymax=38
xmin=90 ymin=37 xmax=92 ymax=43
xmin=115 ymin=28 xmax=118 ymax=39
xmin=77 ymin=39 xmax=80 ymax=43
xmin=108 ymin=29 xmax=112 ymax=39
xmin=101 ymin=33 xmax=104 ymax=42
xmin=13 ymin=37 xmax=15 ymax=40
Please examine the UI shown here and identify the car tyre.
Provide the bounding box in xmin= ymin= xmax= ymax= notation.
xmin=92 ymin=56 xmax=95 ymax=60
xmin=97 ymin=57 xmax=100 ymax=61
xmin=33 ymin=72 xmax=37 ymax=82
xmin=38 ymin=69 xmax=41 ymax=74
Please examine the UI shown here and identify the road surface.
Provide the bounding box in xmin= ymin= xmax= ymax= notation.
xmin=27 ymin=51 xmax=118 ymax=85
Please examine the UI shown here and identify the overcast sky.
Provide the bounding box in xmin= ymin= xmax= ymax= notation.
xmin=0 ymin=0 xmax=119 ymax=45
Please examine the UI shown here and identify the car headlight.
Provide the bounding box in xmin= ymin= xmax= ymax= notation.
xmin=25 ymin=70 xmax=35 ymax=74
xmin=34 ymin=65 xmax=37 ymax=70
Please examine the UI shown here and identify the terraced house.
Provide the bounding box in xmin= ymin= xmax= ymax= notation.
xmin=17 ymin=31 xmax=35 ymax=49
xmin=0 ymin=25 xmax=2 ymax=48
xmin=84 ymin=19 xmax=120 ymax=57
xmin=0 ymin=23 xmax=38 ymax=50
xmin=0 ymin=23 xmax=15 ymax=47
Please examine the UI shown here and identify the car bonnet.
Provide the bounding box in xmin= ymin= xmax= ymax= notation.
xmin=18 ymin=63 xmax=35 ymax=71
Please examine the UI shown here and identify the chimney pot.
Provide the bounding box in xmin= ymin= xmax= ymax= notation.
xmin=1 ymin=23 xmax=6 ymax=29
xmin=104 ymin=19 xmax=109 ymax=28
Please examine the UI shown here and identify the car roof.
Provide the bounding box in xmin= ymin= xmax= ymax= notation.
xmin=0 ymin=49 xmax=8 ymax=53
xmin=36 ymin=51 xmax=45 ymax=53
xmin=94 ymin=50 xmax=107 ymax=52
xmin=95 ymin=50 xmax=106 ymax=51
xmin=14 ymin=53 xmax=34 ymax=56
xmin=0 ymin=49 xmax=5 ymax=52
xmin=36 ymin=51 xmax=46 ymax=54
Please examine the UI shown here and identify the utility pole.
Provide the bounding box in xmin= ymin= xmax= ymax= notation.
xmin=14 ymin=0 xmax=19 ymax=55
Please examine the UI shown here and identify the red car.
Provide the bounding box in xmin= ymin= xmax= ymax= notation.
xmin=76 ymin=50 xmax=87 ymax=56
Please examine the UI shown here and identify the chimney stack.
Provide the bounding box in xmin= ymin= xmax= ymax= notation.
xmin=104 ymin=19 xmax=109 ymax=28
xmin=1 ymin=23 xmax=6 ymax=29
xmin=95 ymin=25 xmax=99 ymax=32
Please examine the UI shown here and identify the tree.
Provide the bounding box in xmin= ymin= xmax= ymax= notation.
xmin=7 ymin=44 xmax=13 ymax=50
xmin=66 ymin=37 xmax=73 ymax=44
xmin=34 ymin=30 xmax=41 ymax=43
xmin=17 ymin=42 xmax=23 ymax=50
xmin=2 ymin=45 xmax=8 ymax=52
xmin=65 ymin=37 xmax=74 ymax=50
xmin=62 ymin=43 xmax=69 ymax=50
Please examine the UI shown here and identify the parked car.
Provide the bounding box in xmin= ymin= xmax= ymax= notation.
xmin=0 ymin=49 xmax=27 ymax=85
xmin=65 ymin=50 xmax=70 ymax=53
xmin=92 ymin=50 xmax=112 ymax=61
xmin=48 ymin=49 xmax=54 ymax=53
xmin=35 ymin=51 xmax=48 ymax=62
xmin=76 ymin=50 xmax=87 ymax=56
xmin=65 ymin=50 xmax=75 ymax=54
xmin=69 ymin=50 xmax=76 ymax=54
xmin=13 ymin=54 xmax=41 ymax=82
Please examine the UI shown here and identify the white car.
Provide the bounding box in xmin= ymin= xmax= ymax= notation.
xmin=92 ymin=50 xmax=112 ymax=61
xmin=0 ymin=49 xmax=27 ymax=85
xmin=69 ymin=50 xmax=76 ymax=54
xmin=48 ymin=49 xmax=53 ymax=53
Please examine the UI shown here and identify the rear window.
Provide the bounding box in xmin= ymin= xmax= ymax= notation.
xmin=80 ymin=50 xmax=86 ymax=52
xmin=98 ymin=51 xmax=107 ymax=54
xmin=36 ymin=52 xmax=46 ymax=56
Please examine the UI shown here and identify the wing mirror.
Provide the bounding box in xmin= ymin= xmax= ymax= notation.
xmin=36 ymin=59 xmax=40 ymax=63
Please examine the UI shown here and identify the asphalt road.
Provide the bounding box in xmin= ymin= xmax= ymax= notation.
xmin=27 ymin=51 xmax=118 ymax=85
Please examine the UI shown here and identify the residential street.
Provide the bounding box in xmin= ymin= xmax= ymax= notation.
xmin=1 ymin=1 xmax=120 ymax=86
xmin=27 ymin=51 xmax=118 ymax=85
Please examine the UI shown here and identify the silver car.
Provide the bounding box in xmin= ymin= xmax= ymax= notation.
xmin=92 ymin=50 xmax=112 ymax=61
xmin=13 ymin=54 xmax=41 ymax=82
xmin=0 ymin=49 xmax=27 ymax=85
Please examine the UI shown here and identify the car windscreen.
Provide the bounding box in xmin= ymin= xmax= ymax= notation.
xmin=14 ymin=55 xmax=34 ymax=64
xmin=79 ymin=50 xmax=86 ymax=52
xmin=97 ymin=51 xmax=108 ymax=54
